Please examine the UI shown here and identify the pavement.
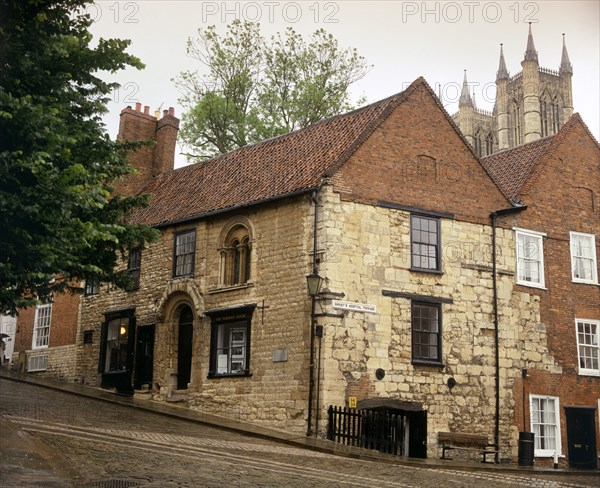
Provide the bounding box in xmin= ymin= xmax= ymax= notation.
xmin=1 ymin=368 xmax=598 ymax=487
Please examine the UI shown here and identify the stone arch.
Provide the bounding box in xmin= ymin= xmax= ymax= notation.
xmin=156 ymin=279 xmax=203 ymax=321
xmin=218 ymin=215 xmax=255 ymax=245
xmin=217 ymin=216 xmax=255 ymax=287
xmin=153 ymin=280 xmax=204 ymax=396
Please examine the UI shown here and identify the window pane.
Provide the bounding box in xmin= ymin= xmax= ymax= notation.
xmin=577 ymin=320 xmax=600 ymax=373
xmin=33 ymin=304 xmax=52 ymax=349
xmin=412 ymin=303 xmax=440 ymax=362
xmin=214 ymin=320 xmax=249 ymax=375
xmin=174 ymin=231 xmax=196 ymax=277
xmin=411 ymin=216 xmax=439 ymax=271
xmin=105 ymin=318 xmax=129 ymax=372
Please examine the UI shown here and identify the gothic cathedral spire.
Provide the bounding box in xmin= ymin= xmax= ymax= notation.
xmin=524 ymin=22 xmax=538 ymax=63
xmin=459 ymin=70 xmax=473 ymax=108
xmin=496 ymin=44 xmax=509 ymax=81
xmin=560 ymin=34 xmax=573 ymax=75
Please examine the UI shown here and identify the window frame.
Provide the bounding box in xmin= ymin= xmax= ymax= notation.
xmin=173 ymin=229 xmax=196 ymax=278
xmin=127 ymin=247 xmax=142 ymax=291
xmin=206 ymin=304 xmax=255 ymax=378
xmin=220 ymin=225 xmax=252 ymax=287
xmin=529 ymin=394 xmax=562 ymax=457
xmin=84 ymin=278 xmax=100 ymax=296
xmin=411 ymin=301 xmax=442 ymax=366
xmin=515 ymin=228 xmax=546 ymax=289
xmin=32 ymin=303 xmax=52 ymax=350
xmin=575 ymin=318 xmax=600 ymax=377
xmin=410 ymin=214 xmax=442 ymax=273
xmin=570 ymin=232 xmax=598 ymax=285
xmin=100 ymin=314 xmax=135 ymax=374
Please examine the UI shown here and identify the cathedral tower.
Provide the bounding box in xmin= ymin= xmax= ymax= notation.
xmin=453 ymin=25 xmax=574 ymax=156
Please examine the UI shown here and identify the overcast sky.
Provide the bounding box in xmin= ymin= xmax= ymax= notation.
xmin=89 ymin=1 xmax=600 ymax=167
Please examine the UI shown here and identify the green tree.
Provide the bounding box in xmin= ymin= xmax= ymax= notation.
xmin=0 ymin=0 xmax=158 ymax=315
xmin=175 ymin=20 xmax=370 ymax=159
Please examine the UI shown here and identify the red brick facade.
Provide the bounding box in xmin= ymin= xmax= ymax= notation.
xmin=332 ymin=82 xmax=509 ymax=223
xmin=500 ymin=119 xmax=600 ymax=467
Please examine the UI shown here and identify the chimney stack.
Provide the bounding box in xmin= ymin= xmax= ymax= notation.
xmin=115 ymin=104 xmax=180 ymax=196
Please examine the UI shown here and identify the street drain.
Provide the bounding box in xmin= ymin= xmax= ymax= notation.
xmin=88 ymin=481 xmax=141 ymax=488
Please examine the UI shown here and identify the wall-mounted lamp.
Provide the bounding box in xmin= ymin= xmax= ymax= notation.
xmin=306 ymin=273 xmax=323 ymax=297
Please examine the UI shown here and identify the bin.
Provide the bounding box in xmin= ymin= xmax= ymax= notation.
xmin=518 ymin=431 xmax=535 ymax=466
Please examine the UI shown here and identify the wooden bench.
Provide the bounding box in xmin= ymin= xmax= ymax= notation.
xmin=438 ymin=432 xmax=497 ymax=463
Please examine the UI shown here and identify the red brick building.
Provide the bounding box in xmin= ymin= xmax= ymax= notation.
xmin=483 ymin=115 xmax=600 ymax=468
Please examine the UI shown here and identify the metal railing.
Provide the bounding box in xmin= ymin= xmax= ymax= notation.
xmin=327 ymin=405 xmax=407 ymax=456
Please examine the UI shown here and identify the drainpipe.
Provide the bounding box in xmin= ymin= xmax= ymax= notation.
xmin=490 ymin=204 xmax=527 ymax=463
xmin=307 ymin=191 xmax=319 ymax=436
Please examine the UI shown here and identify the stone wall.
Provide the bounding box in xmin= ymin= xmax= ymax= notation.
xmin=316 ymin=186 xmax=558 ymax=460
xmin=77 ymin=195 xmax=315 ymax=433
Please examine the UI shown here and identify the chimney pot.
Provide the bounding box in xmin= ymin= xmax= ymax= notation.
xmin=168 ymin=107 xmax=175 ymax=117
xmin=135 ymin=102 xmax=142 ymax=112
xmin=144 ymin=105 xmax=150 ymax=115
xmin=163 ymin=109 xmax=168 ymax=117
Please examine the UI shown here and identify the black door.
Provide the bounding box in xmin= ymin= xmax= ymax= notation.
xmin=133 ymin=325 xmax=154 ymax=390
xmin=565 ymin=406 xmax=597 ymax=469
xmin=408 ymin=410 xmax=427 ymax=459
xmin=177 ymin=306 xmax=194 ymax=390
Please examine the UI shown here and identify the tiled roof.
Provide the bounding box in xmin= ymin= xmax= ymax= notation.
xmin=130 ymin=80 xmax=417 ymax=226
xmin=481 ymin=136 xmax=554 ymax=201
xmin=481 ymin=114 xmax=597 ymax=201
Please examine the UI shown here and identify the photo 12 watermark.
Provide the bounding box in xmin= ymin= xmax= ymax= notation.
xmin=200 ymin=1 xmax=340 ymax=24
xmin=72 ymin=1 xmax=141 ymax=24
xmin=400 ymin=1 xmax=540 ymax=24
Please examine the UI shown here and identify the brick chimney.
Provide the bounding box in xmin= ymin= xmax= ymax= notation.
xmin=114 ymin=103 xmax=180 ymax=195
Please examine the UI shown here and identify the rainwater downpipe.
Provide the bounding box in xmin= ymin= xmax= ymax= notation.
xmin=491 ymin=204 xmax=527 ymax=463
xmin=307 ymin=191 xmax=319 ymax=436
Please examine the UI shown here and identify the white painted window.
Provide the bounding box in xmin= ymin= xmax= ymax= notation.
xmin=570 ymin=232 xmax=598 ymax=284
xmin=32 ymin=303 xmax=52 ymax=349
xmin=530 ymin=395 xmax=561 ymax=457
xmin=515 ymin=229 xmax=546 ymax=288
xmin=576 ymin=319 xmax=600 ymax=376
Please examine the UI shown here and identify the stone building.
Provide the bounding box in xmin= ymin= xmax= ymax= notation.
xmin=482 ymin=115 xmax=600 ymax=468
xmin=453 ymin=25 xmax=574 ymax=157
xmin=72 ymin=77 xmax=599 ymax=466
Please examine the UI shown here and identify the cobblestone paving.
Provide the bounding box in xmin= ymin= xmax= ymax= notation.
xmin=1 ymin=380 xmax=598 ymax=488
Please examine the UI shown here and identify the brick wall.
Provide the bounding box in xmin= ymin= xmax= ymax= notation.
xmin=503 ymin=119 xmax=600 ymax=467
xmin=331 ymin=82 xmax=510 ymax=225
xmin=113 ymin=103 xmax=179 ymax=196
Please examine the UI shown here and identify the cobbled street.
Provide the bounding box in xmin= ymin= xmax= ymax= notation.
xmin=1 ymin=379 xmax=598 ymax=488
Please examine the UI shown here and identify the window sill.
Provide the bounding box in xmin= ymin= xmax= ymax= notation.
xmin=412 ymin=360 xmax=444 ymax=368
xmin=410 ymin=268 xmax=443 ymax=275
xmin=577 ymin=370 xmax=600 ymax=377
xmin=534 ymin=453 xmax=564 ymax=458
xmin=207 ymin=371 xmax=252 ymax=379
xmin=209 ymin=282 xmax=254 ymax=294
xmin=516 ymin=281 xmax=547 ymax=290
xmin=571 ymin=279 xmax=600 ymax=286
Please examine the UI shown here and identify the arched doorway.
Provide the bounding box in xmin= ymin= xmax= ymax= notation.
xmin=177 ymin=305 xmax=194 ymax=390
